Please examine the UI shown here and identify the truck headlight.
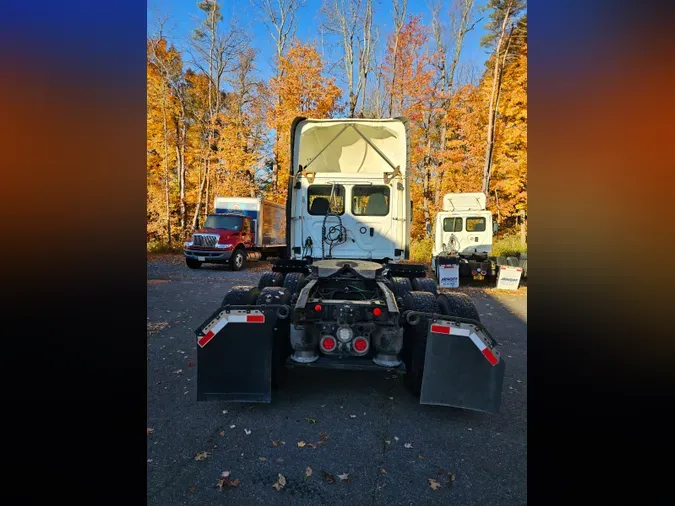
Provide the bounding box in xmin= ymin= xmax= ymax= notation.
xmin=336 ymin=325 xmax=353 ymax=342
xmin=185 ymin=241 xmax=193 ymax=247
xmin=216 ymin=243 xmax=234 ymax=249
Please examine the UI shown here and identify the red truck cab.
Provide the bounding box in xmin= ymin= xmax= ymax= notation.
xmin=184 ymin=213 xmax=254 ymax=271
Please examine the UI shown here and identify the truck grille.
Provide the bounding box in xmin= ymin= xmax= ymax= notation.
xmin=192 ymin=234 xmax=219 ymax=247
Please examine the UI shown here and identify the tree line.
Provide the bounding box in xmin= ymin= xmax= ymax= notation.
xmin=147 ymin=0 xmax=527 ymax=247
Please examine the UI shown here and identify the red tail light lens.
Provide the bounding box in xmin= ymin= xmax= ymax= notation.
xmin=471 ymin=270 xmax=477 ymax=275
xmin=372 ymin=307 xmax=382 ymax=317
xmin=353 ymin=337 xmax=368 ymax=353
xmin=320 ymin=336 xmax=336 ymax=352
xmin=314 ymin=304 xmax=322 ymax=312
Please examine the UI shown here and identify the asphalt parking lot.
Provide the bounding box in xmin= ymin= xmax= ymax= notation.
xmin=147 ymin=255 xmax=527 ymax=505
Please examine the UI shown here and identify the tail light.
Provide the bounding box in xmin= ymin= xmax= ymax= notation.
xmin=471 ymin=269 xmax=477 ymax=275
xmin=372 ymin=307 xmax=382 ymax=317
xmin=320 ymin=336 xmax=336 ymax=353
xmin=314 ymin=304 xmax=323 ymax=312
xmin=352 ymin=337 xmax=369 ymax=354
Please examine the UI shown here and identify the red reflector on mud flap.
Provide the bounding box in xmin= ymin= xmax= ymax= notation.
xmin=246 ymin=314 xmax=265 ymax=323
xmin=430 ymin=324 xmax=451 ymax=335
xmin=198 ymin=330 xmax=215 ymax=348
xmin=481 ymin=348 xmax=499 ymax=366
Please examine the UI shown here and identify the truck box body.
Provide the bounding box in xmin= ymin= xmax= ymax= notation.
xmin=213 ymin=197 xmax=286 ymax=248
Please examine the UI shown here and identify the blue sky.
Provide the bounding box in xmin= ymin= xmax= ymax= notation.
xmin=147 ymin=0 xmax=491 ymax=90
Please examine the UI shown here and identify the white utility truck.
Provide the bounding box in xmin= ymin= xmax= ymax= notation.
xmin=194 ymin=117 xmax=506 ymax=414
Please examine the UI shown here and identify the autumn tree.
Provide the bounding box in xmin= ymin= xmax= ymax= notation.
xmin=480 ymin=0 xmax=526 ymax=195
xmin=321 ymin=0 xmax=375 ymax=117
xmin=266 ymin=41 xmax=342 ymax=203
xmin=256 ymin=0 xmax=305 ymax=193
xmin=381 ymin=16 xmax=435 ymax=237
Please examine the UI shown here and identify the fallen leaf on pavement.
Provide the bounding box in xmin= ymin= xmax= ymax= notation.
xmin=188 ymin=487 xmax=196 ymax=493
xmin=220 ymin=431 xmax=225 ymax=436
xmin=447 ymin=471 xmax=456 ymax=486
xmin=305 ymin=418 xmax=318 ymax=424
xmin=297 ymin=441 xmax=306 ymax=448
xmin=384 ymin=440 xmax=391 ymax=445
xmin=323 ymin=471 xmax=335 ymax=483
xmin=217 ymin=471 xmax=240 ymax=490
xmin=188 ymin=361 xmax=195 ymax=367
xmin=404 ymin=443 xmax=412 ymax=449
xmin=305 ymin=466 xmax=312 ymax=479
xmin=307 ymin=443 xmax=317 ymax=449
xmin=229 ymin=425 xmax=236 ymax=429
xmin=258 ymin=457 xmax=268 ymax=462
xmin=317 ymin=440 xmax=325 ymax=445
xmin=418 ymin=455 xmax=425 ymax=460
xmin=349 ymin=415 xmax=357 ymax=418
xmin=428 ymin=478 xmax=441 ymax=490
xmin=319 ymin=430 xmax=329 ymax=439
xmin=272 ymin=473 xmax=286 ymax=491
xmin=195 ymin=451 xmax=210 ymax=461
xmin=147 ymin=428 xmax=154 ymax=436
xmin=147 ymin=322 xmax=169 ymax=334
xmin=244 ymin=429 xmax=251 ymax=435
xmin=337 ymin=473 xmax=351 ymax=482
xmin=380 ymin=468 xmax=387 ymax=473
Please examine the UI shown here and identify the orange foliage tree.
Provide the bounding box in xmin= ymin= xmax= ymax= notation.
xmin=266 ymin=40 xmax=342 ymax=203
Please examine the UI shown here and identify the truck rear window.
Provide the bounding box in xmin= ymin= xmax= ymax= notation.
xmin=203 ymin=215 xmax=243 ymax=230
xmin=466 ymin=217 xmax=486 ymax=232
xmin=307 ymin=185 xmax=345 ymax=215
xmin=352 ymin=186 xmax=390 ymax=216
xmin=443 ymin=217 xmax=462 ymax=232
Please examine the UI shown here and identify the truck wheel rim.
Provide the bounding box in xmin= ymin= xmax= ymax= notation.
xmin=235 ymin=254 xmax=243 ymax=267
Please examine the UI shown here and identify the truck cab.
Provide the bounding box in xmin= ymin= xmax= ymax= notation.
xmin=184 ymin=213 xmax=253 ymax=270
xmin=287 ymin=118 xmax=411 ymax=262
xmin=432 ymin=193 xmax=498 ymax=280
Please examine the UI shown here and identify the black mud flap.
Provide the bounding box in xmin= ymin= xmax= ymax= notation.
xmin=419 ymin=319 xmax=505 ymax=414
xmin=196 ymin=306 xmax=287 ymax=403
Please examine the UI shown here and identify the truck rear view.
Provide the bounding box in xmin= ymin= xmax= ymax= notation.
xmin=194 ymin=118 xmax=506 ymax=415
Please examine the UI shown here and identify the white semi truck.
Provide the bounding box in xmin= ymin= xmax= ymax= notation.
xmin=431 ymin=192 xmax=527 ymax=284
xmin=431 ymin=192 xmax=497 ymax=282
xmin=194 ymin=117 xmax=506 ymax=414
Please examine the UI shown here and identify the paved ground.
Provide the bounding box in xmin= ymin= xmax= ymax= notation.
xmin=147 ymin=255 xmax=527 ymax=505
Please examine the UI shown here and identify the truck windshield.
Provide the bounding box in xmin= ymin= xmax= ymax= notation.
xmin=203 ymin=215 xmax=242 ymax=230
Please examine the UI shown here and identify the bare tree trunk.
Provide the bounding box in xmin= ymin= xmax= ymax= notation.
xmin=423 ymin=138 xmax=432 ymax=237
xmin=387 ymin=0 xmax=407 ymax=117
xmin=191 ymin=152 xmax=209 ymax=230
xmin=160 ymin=83 xmax=172 ymax=246
xmin=204 ymin=160 xmax=211 ymax=219
xmin=481 ymin=6 xmax=513 ymax=195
